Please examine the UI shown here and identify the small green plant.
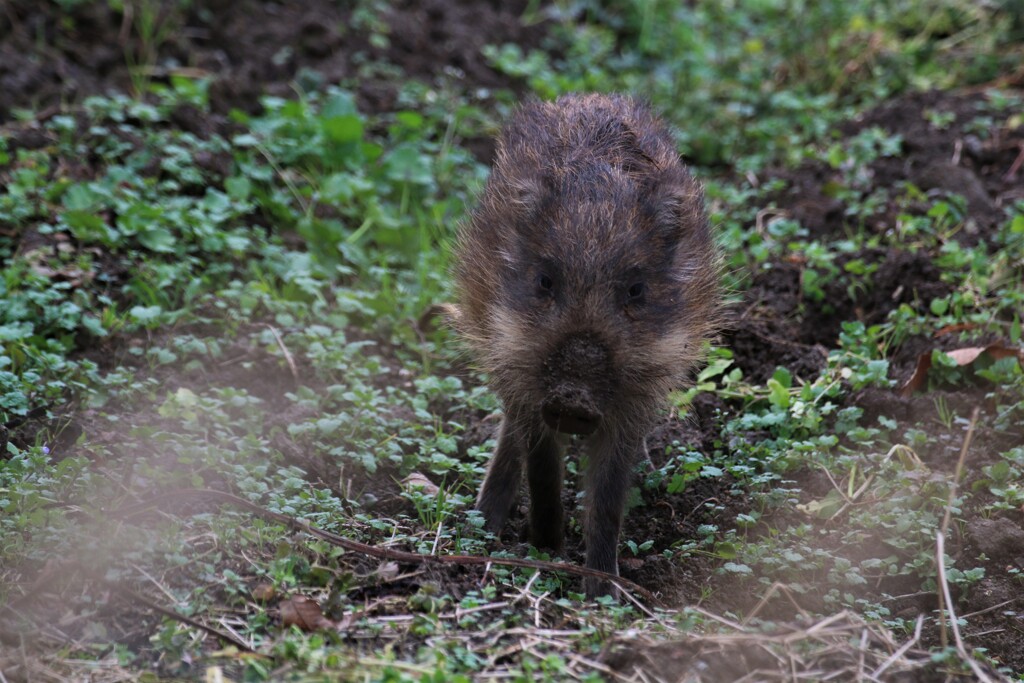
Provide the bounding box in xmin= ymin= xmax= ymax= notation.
xmin=624 ymin=538 xmax=654 ymax=556
xmin=933 ymin=395 xmax=956 ymax=429
xmin=403 ymin=482 xmax=467 ymax=536
xmin=109 ymin=0 xmax=193 ymax=96
xmin=975 ymin=447 xmax=1024 ymax=511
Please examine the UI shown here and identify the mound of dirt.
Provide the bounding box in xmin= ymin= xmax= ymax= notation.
xmin=0 ymin=0 xmax=547 ymax=121
xmin=724 ymin=89 xmax=1023 ymax=383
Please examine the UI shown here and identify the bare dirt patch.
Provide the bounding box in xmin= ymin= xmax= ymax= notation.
xmin=725 ymin=88 xmax=1022 ymax=383
xmin=0 ymin=0 xmax=546 ymax=121
xmin=705 ymin=87 xmax=1024 ymax=674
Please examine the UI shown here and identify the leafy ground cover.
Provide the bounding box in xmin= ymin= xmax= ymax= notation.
xmin=2 ymin=0 xmax=1024 ymax=680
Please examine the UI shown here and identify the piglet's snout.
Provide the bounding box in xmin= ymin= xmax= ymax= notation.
xmin=541 ymin=334 xmax=611 ymax=435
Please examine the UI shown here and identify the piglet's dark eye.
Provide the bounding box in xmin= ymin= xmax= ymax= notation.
xmin=627 ymin=282 xmax=645 ymax=299
xmin=537 ymin=273 xmax=554 ymax=293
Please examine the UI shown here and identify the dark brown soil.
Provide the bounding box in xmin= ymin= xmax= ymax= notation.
xmin=724 ymin=88 xmax=1023 ymax=385
xmin=710 ymin=87 xmax=1024 ymax=675
xmin=0 ymin=0 xmax=546 ymax=122
xmin=769 ymin=89 xmax=1022 ymax=243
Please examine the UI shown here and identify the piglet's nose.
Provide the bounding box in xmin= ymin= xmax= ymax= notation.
xmin=541 ymin=384 xmax=602 ymax=435
xmin=541 ymin=333 xmax=610 ymax=435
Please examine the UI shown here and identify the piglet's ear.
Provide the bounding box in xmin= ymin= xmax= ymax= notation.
xmin=644 ymin=170 xmax=707 ymax=241
xmin=484 ymin=163 xmax=553 ymax=229
xmin=504 ymin=173 xmax=545 ymax=215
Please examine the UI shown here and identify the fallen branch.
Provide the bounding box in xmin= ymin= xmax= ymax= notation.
xmin=0 ymin=565 xmax=255 ymax=657
xmin=110 ymin=488 xmax=659 ymax=605
xmin=118 ymin=587 xmax=255 ymax=653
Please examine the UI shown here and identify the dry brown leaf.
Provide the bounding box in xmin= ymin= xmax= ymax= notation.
xmin=374 ymin=561 xmax=401 ymax=581
xmin=401 ymin=472 xmax=440 ymax=496
xmin=900 ymin=343 xmax=1024 ymax=397
xmin=251 ymin=583 xmax=276 ymax=602
xmin=935 ymin=322 xmax=980 ymax=337
xmin=280 ymin=596 xmax=333 ymax=631
xmin=619 ymin=557 xmax=645 ymax=571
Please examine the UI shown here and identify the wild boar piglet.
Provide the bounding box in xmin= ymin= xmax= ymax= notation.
xmin=452 ymin=93 xmax=722 ymax=598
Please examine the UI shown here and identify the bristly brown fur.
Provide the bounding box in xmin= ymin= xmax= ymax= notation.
xmin=451 ymin=93 xmax=723 ymax=599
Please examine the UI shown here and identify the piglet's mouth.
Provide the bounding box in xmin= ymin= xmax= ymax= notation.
xmin=541 ymin=385 xmax=602 ymax=436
